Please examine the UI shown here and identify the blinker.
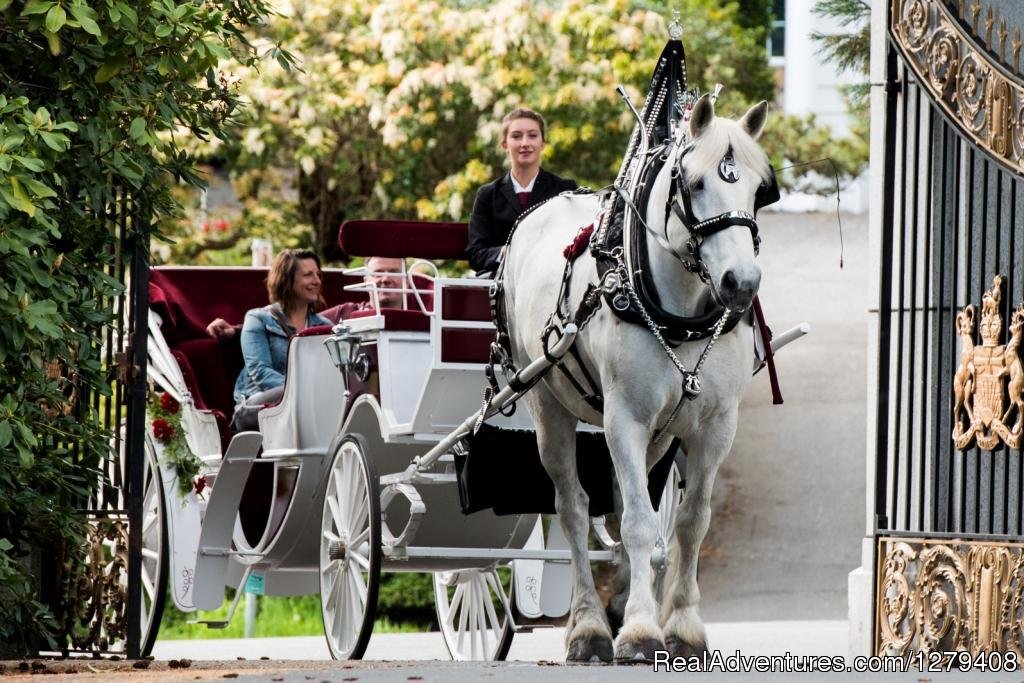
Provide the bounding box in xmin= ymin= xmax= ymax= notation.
xmin=754 ymin=167 xmax=781 ymax=212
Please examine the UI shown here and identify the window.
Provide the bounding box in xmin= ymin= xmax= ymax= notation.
xmin=767 ymin=0 xmax=785 ymax=60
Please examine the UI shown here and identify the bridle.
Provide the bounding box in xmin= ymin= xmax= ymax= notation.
xmin=661 ymin=141 xmax=761 ymax=286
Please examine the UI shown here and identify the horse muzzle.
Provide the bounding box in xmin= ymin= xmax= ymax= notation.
xmin=717 ymin=265 xmax=761 ymax=310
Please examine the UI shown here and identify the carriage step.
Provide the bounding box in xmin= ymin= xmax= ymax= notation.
xmin=187 ymin=566 xmax=252 ymax=629
xmin=192 ymin=432 xmax=262 ymax=611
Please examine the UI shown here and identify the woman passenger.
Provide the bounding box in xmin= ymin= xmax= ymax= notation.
xmin=467 ymin=107 xmax=577 ymax=275
xmin=230 ymin=249 xmax=331 ymax=431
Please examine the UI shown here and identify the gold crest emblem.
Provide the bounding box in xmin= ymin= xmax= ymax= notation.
xmin=953 ymin=275 xmax=1024 ymax=451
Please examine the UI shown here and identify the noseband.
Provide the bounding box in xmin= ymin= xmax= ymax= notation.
xmin=663 ymin=144 xmax=761 ymax=284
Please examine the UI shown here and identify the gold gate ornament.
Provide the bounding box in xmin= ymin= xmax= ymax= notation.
xmin=952 ymin=275 xmax=1024 ymax=450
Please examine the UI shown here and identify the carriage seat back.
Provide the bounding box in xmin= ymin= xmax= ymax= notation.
xmin=258 ymin=327 xmax=346 ymax=452
xmin=149 ymin=267 xmax=363 ymax=423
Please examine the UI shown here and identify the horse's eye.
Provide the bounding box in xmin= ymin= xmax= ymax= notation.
xmin=693 ymin=179 xmax=704 ymax=192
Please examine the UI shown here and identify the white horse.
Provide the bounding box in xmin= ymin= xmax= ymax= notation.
xmin=502 ymin=94 xmax=770 ymax=662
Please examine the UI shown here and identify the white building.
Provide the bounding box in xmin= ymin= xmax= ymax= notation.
xmin=770 ymin=0 xmax=870 ymax=212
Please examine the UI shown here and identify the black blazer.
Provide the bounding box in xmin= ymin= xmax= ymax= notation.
xmin=467 ymin=168 xmax=577 ymax=274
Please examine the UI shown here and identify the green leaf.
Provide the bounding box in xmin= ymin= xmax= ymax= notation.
xmin=44 ymin=4 xmax=65 ymax=33
xmin=12 ymin=156 xmax=44 ymax=172
xmin=69 ymin=2 xmax=101 ymax=37
xmin=46 ymin=30 xmax=61 ymax=56
xmin=0 ymin=135 xmax=24 ymax=152
xmin=129 ymin=117 xmax=146 ymax=141
xmin=108 ymin=3 xmax=120 ymax=22
xmin=0 ymin=538 xmax=12 ymax=552
xmin=0 ymin=422 xmax=10 ymax=448
xmin=7 ymin=178 xmax=35 ymax=217
xmin=94 ymin=56 xmax=128 ymax=83
xmin=20 ymin=0 xmax=54 ymax=16
xmin=157 ymin=52 xmax=172 ymax=75
xmin=21 ymin=177 xmax=57 ymax=199
xmin=115 ymin=1 xmax=136 ymax=25
xmin=0 ymin=0 xmax=12 ymax=11
xmin=38 ymin=130 xmax=68 ymax=152
xmin=154 ymin=24 xmax=172 ymax=38
xmin=0 ymin=155 xmax=11 ymax=173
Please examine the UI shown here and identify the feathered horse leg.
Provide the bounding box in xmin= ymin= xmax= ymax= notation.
xmin=660 ymin=408 xmax=738 ymax=657
xmin=524 ymin=381 xmax=614 ymax=663
xmin=603 ymin=400 xmax=665 ymax=662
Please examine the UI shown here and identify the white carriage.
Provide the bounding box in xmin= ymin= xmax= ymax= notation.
xmin=136 ymin=219 xmax=685 ymax=660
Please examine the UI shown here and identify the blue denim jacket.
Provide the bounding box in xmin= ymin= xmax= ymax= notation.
xmin=233 ymin=304 xmax=331 ymax=402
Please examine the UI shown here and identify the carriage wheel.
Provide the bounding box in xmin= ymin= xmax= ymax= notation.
xmin=319 ymin=435 xmax=382 ymax=660
xmin=433 ymin=567 xmax=514 ymax=661
xmin=136 ymin=434 xmax=169 ymax=656
xmin=654 ymin=459 xmax=683 ymax=603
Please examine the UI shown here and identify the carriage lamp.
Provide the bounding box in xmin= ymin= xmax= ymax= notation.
xmin=324 ymin=323 xmax=370 ymax=393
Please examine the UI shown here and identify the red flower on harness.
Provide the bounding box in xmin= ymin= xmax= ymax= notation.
xmin=194 ymin=475 xmax=208 ymax=495
xmin=152 ymin=418 xmax=174 ymax=442
xmin=563 ymin=224 xmax=594 ymax=261
xmin=159 ymin=391 xmax=180 ymax=414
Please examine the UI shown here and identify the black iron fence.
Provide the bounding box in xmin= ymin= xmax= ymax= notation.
xmin=43 ymin=188 xmax=150 ymax=658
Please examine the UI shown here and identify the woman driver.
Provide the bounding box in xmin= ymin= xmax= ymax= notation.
xmin=467 ymin=108 xmax=577 ymax=275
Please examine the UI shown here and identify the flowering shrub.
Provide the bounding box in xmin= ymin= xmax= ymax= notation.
xmin=160 ymin=0 xmax=812 ymax=263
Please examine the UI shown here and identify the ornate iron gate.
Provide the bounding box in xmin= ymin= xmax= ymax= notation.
xmin=44 ymin=189 xmax=151 ymax=658
xmin=875 ymin=0 xmax=1024 ymax=655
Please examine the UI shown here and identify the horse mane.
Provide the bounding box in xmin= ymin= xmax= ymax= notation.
xmin=679 ymin=117 xmax=771 ymax=188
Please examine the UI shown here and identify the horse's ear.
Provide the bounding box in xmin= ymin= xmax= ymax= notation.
xmin=690 ymin=94 xmax=714 ymax=138
xmin=739 ymin=100 xmax=769 ymax=140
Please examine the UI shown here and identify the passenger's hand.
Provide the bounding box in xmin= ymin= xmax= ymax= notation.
xmin=206 ymin=318 xmax=236 ymax=340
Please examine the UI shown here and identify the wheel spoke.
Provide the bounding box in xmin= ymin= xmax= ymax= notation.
xmin=337 ymin=458 xmax=354 ymax=528
xmin=348 ymin=548 xmax=370 ymax=571
xmin=140 ymin=565 xmax=155 ymax=601
xmin=348 ymin=562 xmax=368 ymax=608
xmin=482 ymin=573 xmax=503 ymax=634
xmin=141 ymin=547 xmax=160 ymax=561
xmin=475 ymin=578 xmax=490 ymax=657
xmin=349 ymin=527 xmax=369 ymax=547
xmin=456 ymin=580 xmax=469 ymax=655
xmin=448 ymin=582 xmax=466 ymax=626
xmin=326 ymin=493 xmax=344 ymax=532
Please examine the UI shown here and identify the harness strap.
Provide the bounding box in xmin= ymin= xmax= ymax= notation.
xmin=752 ymin=295 xmax=783 ymax=405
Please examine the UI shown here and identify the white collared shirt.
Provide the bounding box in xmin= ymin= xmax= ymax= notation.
xmin=510 ymin=172 xmax=537 ymax=194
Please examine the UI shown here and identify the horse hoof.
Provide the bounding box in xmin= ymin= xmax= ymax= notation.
xmin=665 ymin=635 xmax=709 ymax=659
xmin=614 ymin=638 xmax=664 ymax=664
xmin=567 ymin=635 xmax=614 ymax=663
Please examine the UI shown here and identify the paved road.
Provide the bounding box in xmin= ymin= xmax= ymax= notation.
xmin=699 ymin=209 xmax=868 ymax=622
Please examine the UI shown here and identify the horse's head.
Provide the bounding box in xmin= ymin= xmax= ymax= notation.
xmin=668 ymin=95 xmax=772 ymax=311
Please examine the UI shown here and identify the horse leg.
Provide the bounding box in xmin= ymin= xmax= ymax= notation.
xmin=603 ymin=479 xmax=629 ymax=636
xmin=660 ymin=413 xmax=736 ymax=658
xmin=526 ymin=383 xmax=613 ymax=663
xmin=603 ymin=411 xmax=664 ymax=662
